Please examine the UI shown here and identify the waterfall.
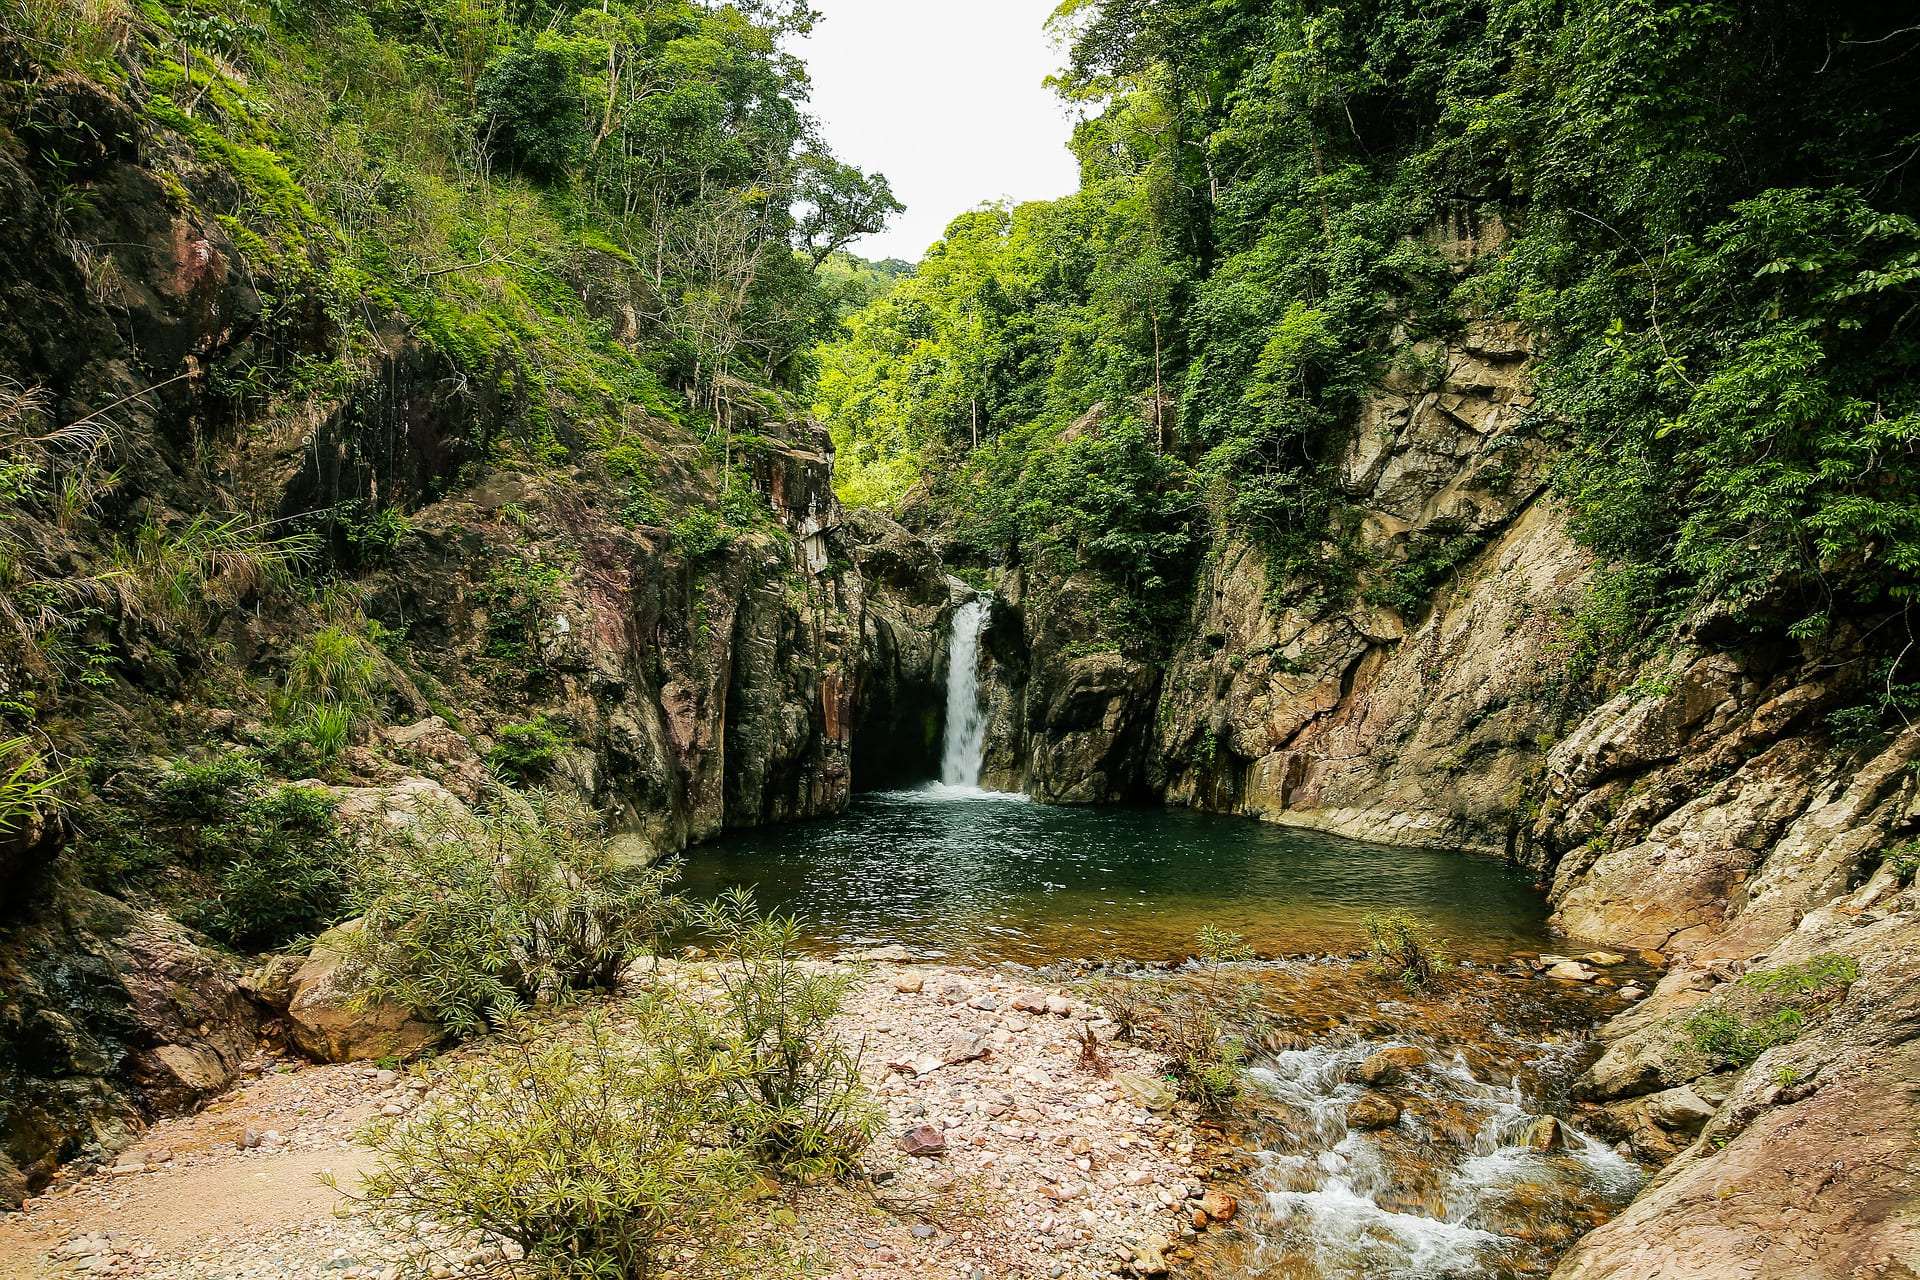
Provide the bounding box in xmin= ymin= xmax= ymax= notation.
xmin=938 ymin=596 xmax=991 ymax=789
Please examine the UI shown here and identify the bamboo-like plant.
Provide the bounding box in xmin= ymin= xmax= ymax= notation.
xmin=0 ymin=736 xmax=72 ymax=834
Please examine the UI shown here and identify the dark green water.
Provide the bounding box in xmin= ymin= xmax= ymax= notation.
xmin=684 ymin=788 xmax=1551 ymax=963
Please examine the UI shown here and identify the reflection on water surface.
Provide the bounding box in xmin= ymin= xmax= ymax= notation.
xmin=686 ymin=788 xmax=1551 ymax=962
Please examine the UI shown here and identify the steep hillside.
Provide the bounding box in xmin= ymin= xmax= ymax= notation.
xmin=0 ymin=0 xmax=951 ymax=1206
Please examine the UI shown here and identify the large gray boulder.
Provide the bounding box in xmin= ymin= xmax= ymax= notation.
xmin=285 ymin=920 xmax=440 ymax=1063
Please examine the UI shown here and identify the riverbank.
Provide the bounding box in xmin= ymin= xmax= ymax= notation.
xmin=0 ymin=961 xmax=1244 ymax=1280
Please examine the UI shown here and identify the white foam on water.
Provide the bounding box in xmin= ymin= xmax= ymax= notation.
xmin=867 ymin=783 xmax=1030 ymax=804
xmin=939 ymin=595 xmax=993 ymax=788
xmin=1238 ymin=1036 xmax=1647 ymax=1279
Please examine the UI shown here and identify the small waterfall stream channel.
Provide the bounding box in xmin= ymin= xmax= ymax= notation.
xmin=691 ymin=598 xmax=1651 ymax=1279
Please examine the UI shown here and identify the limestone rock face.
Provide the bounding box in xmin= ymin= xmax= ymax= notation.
xmin=0 ymin=891 xmax=256 ymax=1207
xmin=283 ymin=921 xmax=441 ymax=1064
xmin=1150 ymin=322 xmax=1585 ymax=855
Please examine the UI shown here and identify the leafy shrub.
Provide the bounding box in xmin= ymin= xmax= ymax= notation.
xmin=1683 ymin=1006 xmax=1805 ymax=1067
xmin=475 ymin=37 xmax=585 ymax=183
xmin=349 ymin=1012 xmax=765 ymax=1280
xmin=157 ymin=755 xmax=347 ymax=949
xmin=478 ymin=557 xmax=569 ymax=670
xmin=485 ymin=717 xmax=564 ymax=785
xmin=1153 ymin=988 xmax=1245 ymax=1110
xmin=346 ymin=791 xmax=681 ymax=1036
xmin=1361 ymin=910 xmax=1452 ymax=993
xmin=693 ymin=889 xmax=879 ymax=1180
xmin=670 ymin=508 xmax=733 ymax=562
xmin=1084 ymin=974 xmax=1245 ymax=1109
xmin=1740 ymin=953 xmax=1860 ymax=1000
xmin=1195 ymin=923 xmax=1255 ymax=964
xmin=204 ymin=785 xmax=346 ymax=951
xmin=1090 ymin=975 xmax=1156 ymax=1044
xmin=1885 ymin=840 xmax=1920 ymax=884
xmin=157 ymin=753 xmax=266 ymax=819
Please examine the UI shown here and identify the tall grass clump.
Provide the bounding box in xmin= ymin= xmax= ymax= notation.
xmin=0 ymin=736 xmax=71 ymax=834
xmin=273 ymin=625 xmax=383 ymax=757
xmin=109 ymin=515 xmax=314 ymax=629
xmin=345 ymin=791 xmax=681 ymax=1036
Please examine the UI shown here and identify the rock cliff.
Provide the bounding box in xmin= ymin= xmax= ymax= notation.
xmin=0 ymin=72 xmax=955 ymax=1204
xmin=960 ymin=313 xmax=1920 ymax=1276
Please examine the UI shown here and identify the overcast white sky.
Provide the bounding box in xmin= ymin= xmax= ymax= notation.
xmin=794 ymin=0 xmax=1082 ymax=262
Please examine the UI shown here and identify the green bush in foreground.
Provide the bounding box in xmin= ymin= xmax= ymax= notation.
xmin=1361 ymin=910 xmax=1452 ymax=993
xmin=694 ymin=889 xmax=879 ymax=1180
xmin=345 ymin=790 xmax=681 ymax=1036
xmin=348 ymin=1012 xmax=782 ymax=1280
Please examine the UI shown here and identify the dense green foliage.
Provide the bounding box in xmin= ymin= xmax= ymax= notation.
xmin=819 ymin=0 xmax=1920 ymax=682
xmin=2 ymin=0 xmax=900 ymax=482
xmin=155 ymin=755 xmax=348 ymax=950
xmin=345 ymin=790 xmax=682 ymax=1035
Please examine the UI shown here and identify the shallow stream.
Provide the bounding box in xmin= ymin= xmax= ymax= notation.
xmin=693 ymin=786 xmax=1647 ymax=1278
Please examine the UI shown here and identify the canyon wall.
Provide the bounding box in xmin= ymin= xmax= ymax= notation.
xmin=968 ymin=315 xmax=1920 ymax=1275
xmin=0 ymin=78 xmax=957 ymax=1205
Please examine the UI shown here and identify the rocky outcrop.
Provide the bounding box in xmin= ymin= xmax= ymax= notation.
xmin=1146 ymin=320 xmax=1576 ymax=854
xmin=282 ymin=921 xmax=441 ymax=1064
xmin=0 ymin=892 xmax=256 ymax=1207
xmin=844 ymin=509 xmax=956 ymax=790
xmin=1557 ymin=873 xmax=1920 ymax=1277
xmin=1151 ymin=495 xmax=1587 ymax=855
xmin=978 ymin=565 xmax=1159 ymax=802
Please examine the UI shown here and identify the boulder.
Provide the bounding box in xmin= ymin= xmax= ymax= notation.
xmin=1521 ymin=1116 xmax=1572 ymax=1152
xmin=328 ymin=774 xmax=471 ymax=832
xmin=1546 ymin=961 xmax=1601 ymax=982
xmin=858 ymin=945 xmax=911 ymax=963
xmin=1346 ymin=1093 xmax=1402 ymax=1129
xmin=238 ymin=952 xmax=304 ymax=1011
xmin=942 ymin=1033 xmax=988 ymax=1065
xmin=1113 ymin=1072 xmax=1178 ymax=1113
xmin=1646 ymin=1086 xmax=1717 ymax=1133
xmin=285 ymin=921 xmax=440 ymax=1063
xmin=383 ymin=717 xmax=490 ymax=804
xmin=1352 ymin=1046 xmax=1426 ymax=1086
xmin=891 ymin=972 xmax=924 ymax=994
xmin=1130 ymin=1236 xmax=1172 ymax=1276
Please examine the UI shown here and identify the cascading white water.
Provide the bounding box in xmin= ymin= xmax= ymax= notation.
xmin=938 ymin=596 xmax=992 ymax=788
